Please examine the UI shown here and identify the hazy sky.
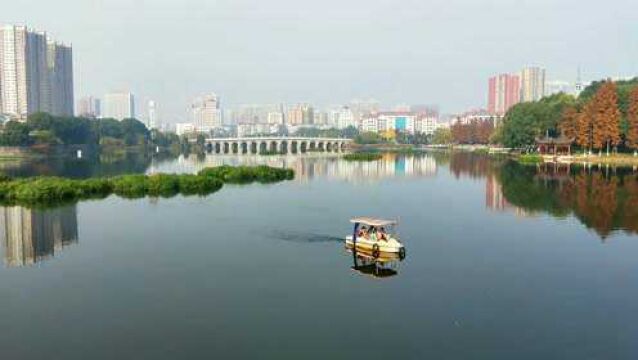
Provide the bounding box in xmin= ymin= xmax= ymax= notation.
xmin=3 ymin=0 xmax=637 ymax=120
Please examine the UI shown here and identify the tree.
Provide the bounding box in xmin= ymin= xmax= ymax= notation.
xmin=558 ymin=106 xmax=578 ymax=140
xmin=590 ymin=81 xmax=621 ymax=154
xmin=432 ymin=127 xmax=452 ymax=144
xmin=496 ymin=93 xmax=576 ymax=148
xmin=627 ymin=86 xmax=638 ymax=152
xmin=576 ymin=100 xmax=594 ymax=151
xmin=0 ymin=121 xmax=31 ymax=146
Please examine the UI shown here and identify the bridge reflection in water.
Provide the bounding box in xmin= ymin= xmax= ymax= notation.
xmin=0 ymin=205 xmax=78 ymax=267
xmin=150 ymin=153 xmax=437 ymax=183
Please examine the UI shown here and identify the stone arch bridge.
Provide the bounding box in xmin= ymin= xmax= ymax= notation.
xmin=202 ymin=137 xmax=352 ymax=154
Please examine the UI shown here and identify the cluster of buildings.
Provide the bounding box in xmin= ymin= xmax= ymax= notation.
xmin=487 ymin=66 xmax=547 ymax=115
xmin=449 ymin=66 xmax=586 ymax=127
xmin=177 ymin=98 xmax=442 ymax=137
xmin=0 ymin=25 xmax=73 ymax=121
xmin=77 ymin=93 xmax=161 ymax=130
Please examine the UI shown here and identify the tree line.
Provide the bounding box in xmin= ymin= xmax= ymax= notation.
xmin=495 ymin=77 xmax=638 ymax=151
xmin=0 ymin=113 xmax=151 ymax=147
xmin=450 ymin=118 xmax=495 ymax=144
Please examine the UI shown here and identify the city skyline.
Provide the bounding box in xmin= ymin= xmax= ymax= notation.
xmin=2 ymin=0 xmax=636 ymax=120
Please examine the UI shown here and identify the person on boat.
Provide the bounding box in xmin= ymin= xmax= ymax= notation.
xmin=369 ymin=226 xmax=377 ymax=241
xmin=379 ymin=227 xmax=388 ymax=241
xmin=358 ymin=226 xmax=368 ymax=238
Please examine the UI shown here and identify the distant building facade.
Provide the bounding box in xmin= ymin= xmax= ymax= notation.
xmin=147 ymin=100 xmax=158 ymax=129
xmin=520 ymin=66 xmax=546 ymax=102
xmin=0 ymin=25 xmax=74 ymax=120
xmin=103 ymin=92 xmax=135 ymax=120
xmin=488 ymin=73 xmax=521 ymax=116
xmin=77 ymin=96 xmax=101 ymax=118
xmin=191 ymin=93 xmax=221 ymax=131
xmin=359 ymin=111 xmax=438 ymax=135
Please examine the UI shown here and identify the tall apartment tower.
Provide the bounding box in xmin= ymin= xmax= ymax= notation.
xmin=47 ymin=40 xmax=74 ymax=116
xmin=147 ymin=100 xmax=158 ymax=129
xmin=0 ymin=25 xmax=73 ymax=120
xmin=103 ymin=92 xmax=135 ymax=120
xmin=488 ymin=74 xmax=521 ymax=116
xmin=191 ymin=94 xmax=221 ymax=130
xmin=520 ymin=66 xmax=546 ymax=102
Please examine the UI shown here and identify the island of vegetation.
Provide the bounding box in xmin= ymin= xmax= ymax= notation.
xmin=0 ymin=165 xmax=294 ymax=206
xmin=342 ymin=152 xmax=383 ymax=161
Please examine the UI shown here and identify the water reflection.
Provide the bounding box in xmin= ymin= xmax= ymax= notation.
xmin=347 ymin=248 xmax=402 ymax=279
xmin=0 ymin=205 xmax=78 ymax=267
xmin=498 ymin=162 xmax=638 ymax=239
xmin=0 ymin=151 xmax=176 ymax=179
xmin=152 ymin=153 xmax=437 ymax=183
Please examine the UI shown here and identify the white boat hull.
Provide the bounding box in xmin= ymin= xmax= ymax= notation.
xmin=345 ymin=235 xmax=404 ymax=254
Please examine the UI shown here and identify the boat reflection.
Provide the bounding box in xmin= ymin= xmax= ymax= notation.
xmin=0 ymin=205 xmax=78 ymax=267
xmin=346 ymin=246 xmax=404 ymax=279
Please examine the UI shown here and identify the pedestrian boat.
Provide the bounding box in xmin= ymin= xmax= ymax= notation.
xmin=345 ymin=217 xmax=406 ymax=260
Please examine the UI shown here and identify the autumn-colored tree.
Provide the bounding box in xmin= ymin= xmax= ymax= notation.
xmin=590 ymin=81 xmax=621 ymax=154
xmin=558 ymin=106 xmax=578 ymax=140
xmin=576 ymin=101 xmax=594 ymax=152
xmin=626 ymin=86 xmax=638 ymax=151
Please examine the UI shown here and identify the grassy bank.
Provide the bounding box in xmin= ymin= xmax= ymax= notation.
xmin=342 ymin=153 xmax=383 ymax=161
xmin=0 ymin=165 xmax=294 ymax=206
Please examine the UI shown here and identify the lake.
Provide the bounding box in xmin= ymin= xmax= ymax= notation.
xmin=1 ymin=152 xmax=637 ymax=359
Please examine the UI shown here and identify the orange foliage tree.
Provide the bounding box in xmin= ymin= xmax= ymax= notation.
xmin=558 ymin=106 xmax=578 ymax=140
xmin=626 ymin=86 xmax=638 ymax=152
xmin=576 ymin=101 xmax=594 ymax=152
xmin=590 ymin=81 xmax=621 ymax=154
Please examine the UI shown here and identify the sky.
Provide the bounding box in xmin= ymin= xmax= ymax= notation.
xmin=3 ymin=0 xmax=637 ymax=121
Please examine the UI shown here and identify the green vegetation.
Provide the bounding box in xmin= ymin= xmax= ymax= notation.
xmin=494 ymin=93 xmax=576 ymax=148
xmin=0 ymin=113 xmax=151 ymax=147
xmin=431 ymin=127 xmax=453 ymax=145
xmin=0 ymin=165 xmax=293 ymax=206
xmin=517 ymin=153 xmax=543 ymax=164
xmin=197 ymin=165 xmax=294 ymax=184
xmin=342 ymin=152 xmax=383 ymax=161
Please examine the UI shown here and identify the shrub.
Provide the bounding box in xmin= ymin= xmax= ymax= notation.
xmin=0 ymin=165 xmax=294 ymax=206
xmin=111 ymin=175 xmax=148 ymax=198
xmin=146 ymin=174 xmax=180 ymax=197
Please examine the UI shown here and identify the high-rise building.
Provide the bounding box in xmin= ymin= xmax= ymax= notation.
xmin=47 ymin=39 xmax=74 ymax=116
xmin=77 ymin=96 xmax=100 ymax=118
xmin=147 ymin=100 xmax=157 ymax=129
xmin=267 ymin=111 xmax=283 ymax=125
xmin=488 ymin=74 xmax=520 ymax=115
xmin=286 ymin=105 xmax=303 ymax=126
xmin=0 ymin=25 xmax=73 ymax=120
xmin=301 ymin=104 xmax=314 ymax=125
xmin=520 ymin=66 xmax=546 ymax=102
xmin=191 ymin=93 xmax=221 ymax=130
xmin=103 ymin=92 xmax=135 ymax=120
xmin=337 ymin=107 xmax=355 ymax=129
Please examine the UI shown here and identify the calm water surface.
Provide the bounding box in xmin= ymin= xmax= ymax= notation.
xmin=1 ymin=152 xmax=637 ymax=359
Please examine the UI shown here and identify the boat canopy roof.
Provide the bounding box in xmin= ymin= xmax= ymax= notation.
xmin=350 ymin=217 xmax=397 ymax=226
